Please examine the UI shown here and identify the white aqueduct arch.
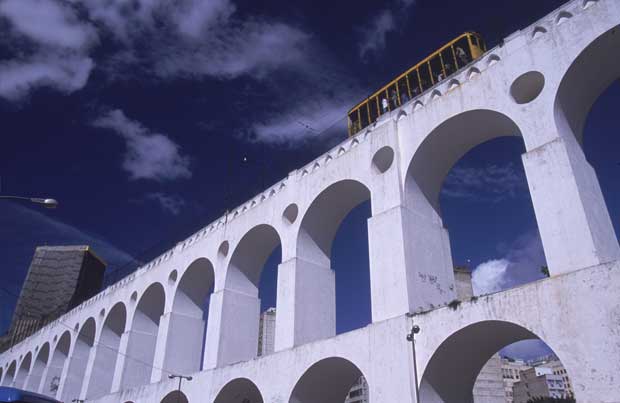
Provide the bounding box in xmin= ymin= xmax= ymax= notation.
xmin=1 ymin=1 xmax=620 ymax=402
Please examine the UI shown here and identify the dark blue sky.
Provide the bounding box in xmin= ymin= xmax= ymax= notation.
xmin=1 ymin=0 xmax=618 ymax=361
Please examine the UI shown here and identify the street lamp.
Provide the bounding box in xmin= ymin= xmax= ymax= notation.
xmin=0 ymin=196 xmax=58 ymax=208
xmin=406 ymin=315 xmax=421 ymax=403
xmin=168 ymin=374 xmax=193 ymax=403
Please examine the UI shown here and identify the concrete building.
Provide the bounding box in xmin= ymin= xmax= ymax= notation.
xmin=1 ymin=0 xmax=620 ymax=402
xmin=345 ymin=376 xmax=369 ymax=403
xmin=529 ymin=354 xmax=574 ymax=397
xmin=257 ymin=308 xmax=276 ymax=356
xmin=502 ymin=357 xmax=532 ymax=402
xmin=513 ymin=367 xmax=568 ymax=403
xmin=1 ymin=246 xmax=106 ymax=352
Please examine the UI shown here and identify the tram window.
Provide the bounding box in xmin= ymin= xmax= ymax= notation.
xmin=369 ymin=97 xmax=379 ymax=123
xmin=441 ymin=48 xmax=457 ymax=77
xmin=454 ymin=37 xmax=471 ymax=68
xmin=429 ymin=55 xmax=444 ymax=83
xmin=349 ymin=110 xmax=360 ymax=134
xmin=360 ymin=102 xmax=370 ymax=128
xmin=407 ymin=70 xmax=422 ymax=98
xmin=397 ymin=77 xmax=409 ymax=104
xmin=419 ymin=64 xmax=432 ymax=91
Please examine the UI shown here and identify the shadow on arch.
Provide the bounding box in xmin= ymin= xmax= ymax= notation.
xmin=289 ymin=357 xmax=366 ymax=403
xmin=165 ymin=257 xmax=215 ymax=374
xmin=296 ymin=179 xmax=373 ymax=336
xmin=419 ymin=320 xmax=563 ymax=403
xmin=214 ymin=378 xmax=264 ymax=403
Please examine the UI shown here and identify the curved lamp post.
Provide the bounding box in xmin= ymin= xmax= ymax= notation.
xmin=0 ymin=196 xmax=58 ymax=208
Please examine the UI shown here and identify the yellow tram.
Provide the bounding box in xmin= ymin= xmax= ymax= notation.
xmin=347 ymin=32 xmax=487 ymax=136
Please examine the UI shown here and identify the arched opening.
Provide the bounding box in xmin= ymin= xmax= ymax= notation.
xmin=62 ymin=318 xmax=96 ymax=402
xmin=223 ymin=224 xmax=281 ymax=362
xmin=14 ymin=352 xmax=32 ymax=388
xmin=161 ymin=390 xmax=189 ymax=403
xmin=296 ymin=180 xmax=372 ymax=337
xmin=165 ymin=258 xmax=215 ymax=373
xmin=405 ymin=110 xmax=546 ymax=305
xmin=1 ymin=360 xmax=16 ymax=386
xmin=86 ymin=302 xmax=127 ymax=399
xmin=289 ymin=357 xmax=366 ymax=403
xmin=26 ymin=342 xmax=50 ymax=392
xmin=555 ymin=25 xmax=620 ymax=144
xmin=555 ymin=25 xmax=620 ymax=242
xmin=214 ymin=378 xmax=264 ymax=403
xmin=122 ymin=282 xmax=166 ymax=389
xmin=41 ymin=331 xmax=71 ymax=396
xmin=419 ymin=320 xmax=572 ymax=403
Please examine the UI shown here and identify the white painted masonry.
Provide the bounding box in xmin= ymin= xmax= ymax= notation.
xmin=1 ymin=0 xmax=620 ymax=401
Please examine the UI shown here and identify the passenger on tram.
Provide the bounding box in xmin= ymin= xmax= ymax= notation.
xmin=444 ymin=62 xmax=455 ymax=76
xmin=456 ymin=46 xmax=468 ymax=65
xmin=390 ymin=90 xmax=399 ymax=109
xmin=401 ymin=92 xmax=409 ymax=104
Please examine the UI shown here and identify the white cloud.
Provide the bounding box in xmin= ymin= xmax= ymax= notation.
xmin=472 ymin=230 xmax=547 ymax=295
xmin=358 ymin=0 xmax=416 ymax=59
xmin=0 ymin=56 xmax=93 ymax=100
xmin=146 ymin=193 xmax=186 ymax=215
xmin=91 ymin=109 xmax=192 ymax=182
xmin=0 ymin=0 xmax=97 ymax=100
xmin=0 ymin=0 xmax=97 ymax=50
xmin=251 ymin=95 xmax=352 ymax=146
xmin=151 ymin=21 xmax=309 ymax=80
xmin=472 ymin=259 xmax=510 ymax=295
xmin=0 ymin=0 xmax=311 ymax=99
xmin=442 ymin=162 xmax=528 ymax=202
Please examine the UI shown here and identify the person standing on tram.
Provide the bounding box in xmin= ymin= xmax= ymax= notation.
xmin=456 ymin=46 xmax=468 ymax=65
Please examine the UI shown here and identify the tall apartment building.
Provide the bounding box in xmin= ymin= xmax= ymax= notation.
xmin=0 ymin=246 xmax=106 ymax=351
xmin=512 ymin=367 xmax=568 ymax=403
xmin=257 ymin=307 xmax=276 ymax=356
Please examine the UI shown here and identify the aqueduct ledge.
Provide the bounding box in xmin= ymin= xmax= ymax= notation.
xmin=2 ymin=0 xmax=620 ymax=401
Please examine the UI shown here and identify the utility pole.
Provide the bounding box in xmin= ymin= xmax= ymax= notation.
xmin=406 ymin=314 xmax=421 ymax=403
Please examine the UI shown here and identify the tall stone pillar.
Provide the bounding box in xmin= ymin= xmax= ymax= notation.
xmin=274 ymin=257 xmax=335 ymax=351
xmin=78 ymin=341 xmax=98 ymax=399
xmin=368 ymin=203 xmax=456 ymax=321
xmin=202 ymin=288 xmax=260 ymax=369
xmin=163 ymin=311 xmax=206 ymax=375
xmin=149 ymin=312 xmax=172 ymax=383
xmin=110 ymin=331 xmax=130 ymax=393
xmin=522 ymin=135 xmax=619 ymax=275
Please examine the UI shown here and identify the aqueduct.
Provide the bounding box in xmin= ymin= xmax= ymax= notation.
xmin=1 ymin=0 xmax=620 ymax=401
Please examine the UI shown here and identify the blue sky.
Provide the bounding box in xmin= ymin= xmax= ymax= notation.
xmin=1 ymin=0 xmax=618 ymax=362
